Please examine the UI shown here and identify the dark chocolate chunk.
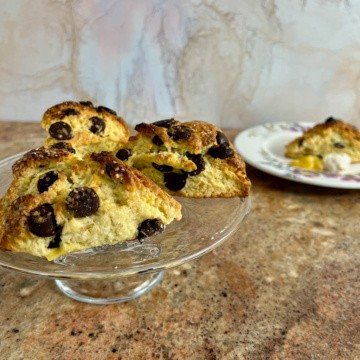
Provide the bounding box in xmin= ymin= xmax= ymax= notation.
xmin=168 ymin=125 xmax=193 ymax=141
xmin=48 ymin=229 xmax=62 ymax=249
xmin=164 ymin=172 xmax=188 ymax=191
xmin=27 ymin=204 xmax=57 ymax=237
xmin=79 ymin=101 xmax=94 ymax=107
xmin=105 ymin=161 xmax=125 ymax=180
xmin=37 ymin=171 xmax=59 ymax=193
xmin=298 ymin=137 xmax=304 ymax=147
xmin=208 ymin=144 xmax=234 ymax=159
xmin=334 ymin=142 xmax=345 ymax=149
xmin=137 ymin=219 xmax=165 ymax=241
xmin=62 ymin=108 xmax=80 ymax=117
xmin=116 ymin=148 xmax=131 ymax=161
xmin=66 ymin=187 xmax=100 ymax=218
xmin=152 ymin=162 xmax=173 ymax=172
xmin=152 ymin=119 xmax=176 ymax=129
xmin=105 ymin=164 xmax=114 ymax=177
xmin=186 ymin=153 xmax=205 ymax=176
xmin=97 ymin=105 xmax=117 ymax=115
xmin=325 ymin=117 xmax=336 ymax=124
xmin=216 ymin=131 xmax=230 ymax=146
xmin=50 ymin=142 xmax=76 ymax=153
xmin=49 ymin=122 xmax=73 ymax=140
xmin=134 ymin=123 xmax=144 ymax=132
xmin=152 ymin=135 xmax=164 ymax=146
xmin=89 ymin=116 xmax=106 ymax=134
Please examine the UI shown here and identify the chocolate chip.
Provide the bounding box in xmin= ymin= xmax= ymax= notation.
xmin=62 ymin=108 xmax=80 ymax=117
xmin=164 ymin=172 xmax=188 ymax=191
xmin=48 ymin=229 xmax=62 ymax=249
xmin=89 ymin=116 xmax=106 ymax=134
xmin=186 ymin=153 xmax=205 ymax=176
xmin=79 ymin=101 xmax=94 ymax=107
xmin=216 ymin=131 xmax=230 ymax=146
xmin=137 ymin=219 xmax=165 ymax=241
xmin=298 ymin=138 xmax=304 ymax=147
xmin=105 ymin=161 xmax=125 ymax=180
xmin=28 ymin=204 xmax=58 ymax=237
xmin=116 ymin=148 xmax=131 ymax=161
xmin=105 ymin=164 xmax=114 ymax=177
xmin=37 ymin=171 xmax=59 ymax=193
xmin=152 ymin=135 xmax=164 ymax=146
xmin=168 ymin=125 xmax=193 ymax=141
xmin=66 ymin=187 xmax=100 ymax=218
xmin=152 ymin=162 xmax=173 ymax=172
xmin=334 ymin=142 xmax=345 ymax=149
xmin=325 ymin=117 xmax=336 ymax=124
xmin=134 ymin=123 xmax=144 ymax=132
xmin=152 ymin=119 xmax=176 ymax=129
xmin=97 ymin=105 xmax=117 ymax=115
xmin=208 ymin=144 xmax=234 ymax=159
xmin=50 ymin=142 xmax=76 ymax=153
xmin=49 ymin=122 xmax=73 ymax=140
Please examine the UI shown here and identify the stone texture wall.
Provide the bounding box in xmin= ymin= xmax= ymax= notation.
xmin=1 ymin=0 xmax=359 ymax=128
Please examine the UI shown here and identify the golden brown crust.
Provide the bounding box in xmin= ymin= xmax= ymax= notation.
xmin=132 ymin=120 xmax=219 ymax=153
xmin=306 ymin=119 xmax=360 ymax=140
xmin=12 ymin=147 xmax=72 ymax=177
xmin=42 ymin=101 xmax=128 ymax=131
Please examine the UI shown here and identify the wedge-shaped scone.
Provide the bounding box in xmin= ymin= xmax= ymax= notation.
xmin=0 ymin=148 xmax=181 ymax=260
xmin=41 ymin=101 xmax=130 ymax=156
xmin=115 ymin=119 xmax=251 ymax=198
xmin=285 ymin=117 xmax=360 ymax=162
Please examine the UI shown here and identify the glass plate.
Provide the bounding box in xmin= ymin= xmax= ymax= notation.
xmin=0 ymin=152 xmax=250 ymax=303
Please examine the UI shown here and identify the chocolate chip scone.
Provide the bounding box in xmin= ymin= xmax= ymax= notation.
xmin=285 ymin=117 xmax=360 ymax=162
xmin=41 ymin=101 xmax=130 ymax=156
xmin=0 ymin=148 xmax=181 ymax=260
xmin=115 ymin=119 xmax=251 ymax=198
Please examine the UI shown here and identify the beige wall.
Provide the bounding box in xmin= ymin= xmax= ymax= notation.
xmin=0 ymin=0 xmax=359 ymax=128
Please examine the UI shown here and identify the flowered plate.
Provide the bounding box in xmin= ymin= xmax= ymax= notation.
xmin=234 ymin=122 xmax=360 ymax=189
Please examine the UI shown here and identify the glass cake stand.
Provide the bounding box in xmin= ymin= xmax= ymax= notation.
xmin=0 ymin=153 xmax=251 ymax=304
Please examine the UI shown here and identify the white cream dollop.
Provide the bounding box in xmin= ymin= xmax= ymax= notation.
xmin=323 ymin=153 xmax=351 ymax=173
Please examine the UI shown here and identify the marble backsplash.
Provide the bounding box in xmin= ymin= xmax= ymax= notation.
xmin=1 ymin=0 xmax=360 ymax=128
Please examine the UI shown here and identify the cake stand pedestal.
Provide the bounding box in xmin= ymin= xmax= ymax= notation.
xmin=55 ymin=272 xmax=164 ymax=304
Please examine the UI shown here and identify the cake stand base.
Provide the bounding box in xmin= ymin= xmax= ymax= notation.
xmin=55 ymin=271 xmax=164 ymax=304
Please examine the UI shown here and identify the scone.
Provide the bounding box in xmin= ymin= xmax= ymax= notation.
xmin=41 ymin=101 xmax=130 ymax=156
xmin=114 ymin=119 xmax=251 ymax=198
xmin=0 ymin=148 xmax=181 ymax=260
xmin=285 ymin=117 xmax=360 ymax=162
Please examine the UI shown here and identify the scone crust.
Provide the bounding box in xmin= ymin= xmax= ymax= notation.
xmin=12 ymin=147 xmax=72 ymax=177
xmin=41 ymin=101 xmax=130 ymax=154
xmin=285 ymin=118 xmax=360 ymax=162
xmin=133 ymin=120 xmax=218 ymax=153
xmin=123 ymin=120 xmax=251 ymax=198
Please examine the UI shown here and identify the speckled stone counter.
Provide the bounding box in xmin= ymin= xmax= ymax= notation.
xmin=0 ymin=122 xmax=359 ymax=360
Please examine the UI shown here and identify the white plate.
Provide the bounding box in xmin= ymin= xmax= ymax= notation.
xmin=234 ymin=121 xmax=360 ymax=189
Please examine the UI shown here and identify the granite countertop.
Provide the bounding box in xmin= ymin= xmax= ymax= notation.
xmin=0 ymin=121 xmax=359 ymax=360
